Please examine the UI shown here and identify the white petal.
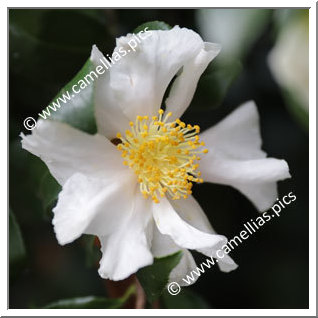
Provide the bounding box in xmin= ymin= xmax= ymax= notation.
xmin=201 ymin=101 xmax=266 ymax=160
xmin=216 ymin=254 xmax=239 ymax=273
xmin=199 ymin=101 xmax=291 ymax=211
xmin=111 ymin=27 xmax=203 ymax=120
xmin=170 ymin=195 xmax=237 ymax=272
xmin=21 ymin=119 xmax=125 ymax=185
xmin=166 ymin=42 xmax=221 ymax=120
xmin=151 ymin=226 xmax=198 ymax=286
xmin=90 ymin=45 xmax=131 ymax=139
xmin=170 ymin=250 xmax=198 ymax=286
xmin=98 ymin=191 xmax=153 ymax=281
xmin=92 ymin=27 xmax=206 ymax=139
xmin=201 ymin=155 xmax=290 ymax=185
xmin=52 ymin=172 xmax=136 ymax=245
xmin=152 ymin=197 xmax=226 ymax=250
xmin=169 ymin=195 xmax=214 ymax=233
xmin=151 ymin=225 xmax=180 ymax=257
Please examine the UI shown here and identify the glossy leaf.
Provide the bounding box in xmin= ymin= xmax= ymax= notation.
xmin=44 ymin=296 xmax=122 ymax=309
xmin=191 ymin=59 xmax=242 ymax=110
xmin=82 ymin=235 xmax=101 ymax=268
xmin=11 ymin=139 xmax=61 ymax=222
xmin=161 ymin=288 xmax=210 ymax=309
xmin=133 ymin=20 xmax=171 ymax=33
xmin=37 ymin=171 xmax=61 ymax=219
xmin=10 ymin=140 xmax=50 ymax=223
xmin=9 ymin=209 xmax=26 ymax=265
xmin=43 ymin=285 xmax=135 ymax=309
xmin=9 ymin=9 xmax=114 ymax=115
xmin=137 ymin=251 xmax=182 ymax=303
xmin=42 ymin=58 xmax=97 ymax=134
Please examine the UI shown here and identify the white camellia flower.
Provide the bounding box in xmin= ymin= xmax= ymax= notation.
xmin=21 ymin=26 xmax=290 ymax=285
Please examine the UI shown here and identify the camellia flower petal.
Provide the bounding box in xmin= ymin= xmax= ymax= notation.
xmin=199 ymin=101 xmax=291 ymax=211
xmin=21 ymin=26 xmax=290 ymax=284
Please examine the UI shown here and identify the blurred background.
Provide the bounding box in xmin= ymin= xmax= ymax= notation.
xmin=9 ymin=8 xmax=309 ymax=309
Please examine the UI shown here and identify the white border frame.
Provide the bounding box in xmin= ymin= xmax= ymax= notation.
xmin=3 ymin=0 xmax=316 ymax=316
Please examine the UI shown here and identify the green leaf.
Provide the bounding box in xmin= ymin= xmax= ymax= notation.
xmin=137 ymin=251 xmax=182 ymax=303
xmin=43 ymin=285 xmax=135 ymax=309
xmin=9 ymin=9 xmax=114 ymax=115
xmin=43 ymin=296 xmax=121 ymax=309
xmin=161 ymin=288 xmax=210 ymax=309
xmin=42 ymin=58 xmax=97 ymax=134
xmin=11 ymin=138 xmax=61 ymax=221
xmin=81 ymin=235 xmax=101 ymax=268
xmin=133 ymin=20 xmax=171 ymax=33
xmin=191 ymin=59 xmax=243 ymax=110
xmin=10 ymin=140 xmax=51 ymax=223
xmin=9 ymin=209 xmax=26 ymax=265
xmin=11 ymin=138 xmax=61 ymax=222
xmin=37 ymin=171 xmax=61 ymax=219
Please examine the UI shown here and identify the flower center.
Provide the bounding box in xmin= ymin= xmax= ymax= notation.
xmin=116 ymin=109 xmax=208 ymax=203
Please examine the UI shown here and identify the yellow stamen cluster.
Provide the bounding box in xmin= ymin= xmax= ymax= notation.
xmin=116 ymin=109 xmax=208 ymax=203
